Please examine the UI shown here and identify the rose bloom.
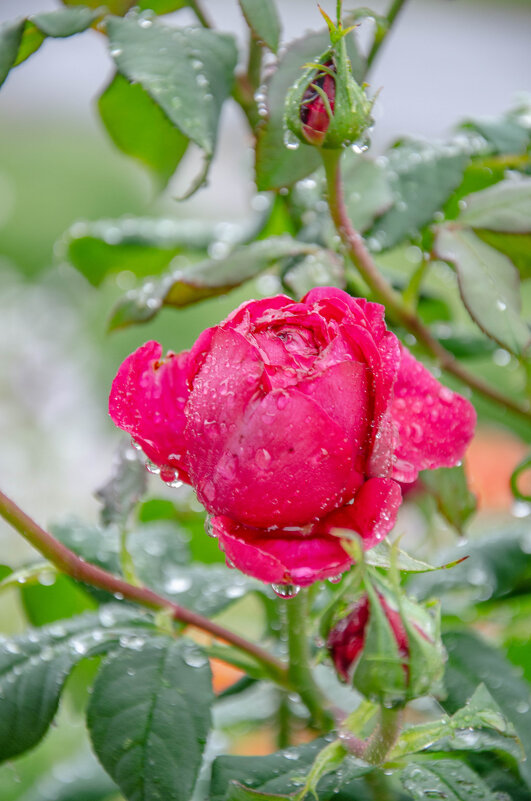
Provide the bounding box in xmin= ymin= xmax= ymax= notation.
xmin=109 ymin=288 xmax=475 ymax=587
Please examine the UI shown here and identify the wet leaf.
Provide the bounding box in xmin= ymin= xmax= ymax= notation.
xmin=401 ymin=759 xmax=499 ymax=800
xmin=238 ymin=0 xmax=281 ymax=53
xmin=255 ymin=28 xmax=364 ymax=190
xmin=0 ymin=606 xmax=151 ymax=762
xmin=98 ymin=73 xmax=189 ymax=187
xmin=95 ymin=442 xmax=147 ymax=528
xmin=390 ymin=684 xmax=520 ymax=761
xmin=367 ymin=136 xmax=479 ymax=252
xmin=420 ymin=464 xmax=477 ymax=534
xmin=0 ymin=8 xmax=101 ymax=84
xmin=458 ymin=178 xmax=531 ymax=233
xmin=410 ymin=525 xmax=531 ymax=606
xmin=475 ymin=230 xmax=531 ymax=280
xmin=461 ymin=115 xmax=531 ymax=155
xmin=61 ymin=216 xmax=221 ymax=286
xmin=211 ymin=738 xmax=371 ymax=801
xmin=108 ymin=236 xmax=324 ymax=329
xmin=360 ymin=539 xmax=466 ymax=573
xmin=434 ymin=227 xmax=530 ymax=356
xmin=21 ymin=574 xmax=97 ymax=627
xmin=17 ymin=749 xmax=119 ymax=801
xmin=443 ymin=630 xmax=531 ymax=786
xmin=52 ymin=518 xmax=261 ymax=616
xmin=105 ymin=14 xmax=237 ymax=195
xmin=88 ymin=637 xmax=213 ymax=801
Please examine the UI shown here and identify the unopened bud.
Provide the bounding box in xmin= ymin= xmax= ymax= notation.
xmin=284 ymin=12 xmax=372 ymax=150
xmin=327 ymin=584 xmax=444 ymax=706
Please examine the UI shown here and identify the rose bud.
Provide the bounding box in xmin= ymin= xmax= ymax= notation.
xmin=284 ymin=13 xmax=372 ymax=149
xmin=328 ymin=584 xmax=445 ymax=705
xmin=109 ymin=288 xmax=475 ymax=590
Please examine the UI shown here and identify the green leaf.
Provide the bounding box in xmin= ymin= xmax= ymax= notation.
xmin=458 ymin=178 xmax=531 ymax=233
xmin=21 ymin=573 xmax=97 ymax=627
xmin=98 ymin=73 xmax=189 ymax=187
xmin=16 ymin=750 xmax=119 ymax=801
xmin=401 ymin=759 xmax=499 ymax=800
xmin=88 ymin=636 xmax=213 ymax=801
xmin=461 ymin=116 xmax=531 ymax=155
xmin=211 ymin=738 xmax=371 ymax=801
xmin=443 ymin=630 xmax=531 ymax=786
xmin=53 ymin=517 xmax=260 ymax=616
xmin=367 ymin=136 xmax=477 ymax=251
xmin=105 ymin=14 xmax=237 ymax=195
xmin=61 ymin=0 xmax=134 ymax=13
xmin=137 ymin=0 xmax=189 ymax=12
xmin=227 ymin=786 xmax=293 ymax=801
xmin=0 ymin=606 xmax=151 ymax=762
xmin=108 ymin=236 xmax=324 ymax=329
xmin=1 ymin=8 xmax=101 ymax=84
xmin=61 ymin=216 xmax=219 ymax=286
xmin=410 ymin=525 xmax=531 ymax=606
xmin=420 ymin=464 xmax=477 ymax=534
xmin=0 ymin=19 xmax=27 ymax=85
xmin=30 ymin=7 xmax=100 ymax=37
xmin=390 ymin=684 xmax=520 ymax=761
xmin=239 ymin=0 xmax=281 ymax=53
xmin=282 ymin=250 xmax=345 ymax=297
xmin=95 ymin=443 xmax=147 ymax=528
xmin=434 ymin=227 xmax=530 ymax=356
xmin=475 ymin=230 xmax=531 ymax=280
xmin=354 ymin=538 xmax=467 ymax=573
xmin=255 ymin=28 xmax=364 ymax=190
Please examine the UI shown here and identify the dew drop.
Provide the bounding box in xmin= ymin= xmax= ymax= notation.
xmin=255 ymin=448 xmax=272 ymax=469
xmin=328 ymin=574 xmax=342 ymax=584
xmin=271 ymin=583 xmax=301 ymax=599
xmin=204 ymin=515 xmax=217 ymax=538
xmin=283 ymin=129 xmax=300 ymax=150
xmin=496 ymin=299 xmax=507 ymax=311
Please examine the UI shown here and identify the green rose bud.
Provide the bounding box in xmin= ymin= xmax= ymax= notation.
xmin=284 ymin=8 xmax=373 ymax=149
xmin=327 ymin=577 xmax=445 ymax=707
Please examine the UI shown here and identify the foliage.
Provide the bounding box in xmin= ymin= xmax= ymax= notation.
xmin=0 ymin=1 xmax=530 ymax=801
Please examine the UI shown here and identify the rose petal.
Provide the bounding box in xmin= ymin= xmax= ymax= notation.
xmin=109 ymin=341 xmax=191 ymax=481
xmin=197 ymin=385 xmax=356 ymax=526
xmin=297 ymin=360 xmax=371 ymax=474
xmin=321 ymin=477 xmax=402 ymax=549
xmin=391 ymin=346 xmax=477 ymax=483
xmin=212 ymin=516 xmax=352 ymax=586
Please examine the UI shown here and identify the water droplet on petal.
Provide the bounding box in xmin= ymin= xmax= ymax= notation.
xmin=255 ymin=448 xmax=272 ymax=469
xmin=272 ymin=583 xmax=301 ymax=599
xmin=204 ymin=515 xmax=217 ymax=538
xmin=328 ymin=574 xmax=342 ymax=584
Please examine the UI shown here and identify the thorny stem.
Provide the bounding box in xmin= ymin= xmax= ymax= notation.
xmin=322 ymin=148 xmax=531 ymax=423
xmin=363 ymin=705 xmax=402 ymax=764
xmin=367 ymin=0 xmax=408 ymax=68
xmin=285 ymin=589 xmax=334 ymax=732
xmin=0 ymin=489 xmax=288 ymax=687
xmin=189 ymin=0 xmax=211 ymax=28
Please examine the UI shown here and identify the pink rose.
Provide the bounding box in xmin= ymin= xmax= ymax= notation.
xmin=109 ymin=288 xmax=475 ymax=587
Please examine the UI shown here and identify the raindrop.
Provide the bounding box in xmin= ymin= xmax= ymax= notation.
xmin=328 ymin=574 xmax=342 ymax=584
xmin=283 ymin=129 xmax=300 ymax=150
xmin=496 ymin=299 xmax=507 ymax=311
xmin=204 ymin=515 xmax=217 ymax=538
xmin=225 ymin=557 xmax=236 ymax=569
xmin=513 ymin=500 xmax=531 ymax=519
xmin=271 ymin=584 xmax=301 ymax=599
xmin=255 ymin=448 xmax=272 ymax=469
xmin=516 ymin=701 xmax=530 ymax=714
xmin=165 ymin=575 xmax=192 ymax=594
xmin=202 ymin=480 xmax=216 ymax=503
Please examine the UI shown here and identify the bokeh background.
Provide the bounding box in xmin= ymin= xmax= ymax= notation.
xmin=0 ymin=0 xmax=530 ymax=796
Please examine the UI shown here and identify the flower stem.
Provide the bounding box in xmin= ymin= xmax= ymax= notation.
xmin=363 ymin=705 xmax=402 ymax=764
xmin=0 ymin=488 xmax=288 ymax=686
xmin=367 ymin=0 xmax=408 ymax=69
xmin=285 ymin=589 xmax=333 ymax=732
xmin=322 ymin=148 xmax=531 ymax=423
